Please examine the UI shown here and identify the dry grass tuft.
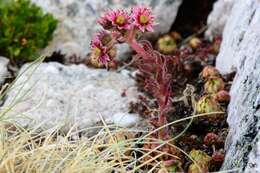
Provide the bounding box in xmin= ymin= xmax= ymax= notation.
xmin=0 ymin=58 xmax=230 ymax=173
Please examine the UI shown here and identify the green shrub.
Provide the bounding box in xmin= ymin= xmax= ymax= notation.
xmin=0 ymin=0 xmax=58 ymax=62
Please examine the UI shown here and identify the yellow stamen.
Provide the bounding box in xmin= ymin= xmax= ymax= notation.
xmin=116 ymin=15 xmax=125 ymax=25
xmin=94 ymin=47 xmax=101 ymax=57
xmin=139 ymin=15 xmax=149 ymax=24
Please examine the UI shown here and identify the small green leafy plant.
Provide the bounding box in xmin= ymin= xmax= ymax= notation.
xmin=0 ymin=0 xmax=58 ymax=63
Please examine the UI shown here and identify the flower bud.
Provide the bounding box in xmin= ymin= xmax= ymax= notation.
xmin=204 ymin=77 xmax=225 ymax=94
xmin=214 ymin=90 xmax=230 ymax=102
xmin=189 ymin=37 xmax=201 ymax=49
xmin=156 ymin=35 xmax=177 ymax=54
xmin=201 ymin=65 xmax=220 ymax=79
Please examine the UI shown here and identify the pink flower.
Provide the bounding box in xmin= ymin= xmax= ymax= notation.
xmin=132 ymin=5 xmax=154 ymax=32
xmin=91 ymin=32 xmax=110 ymax=64
xmin=106 ymin=9 xmax=131 ymax=30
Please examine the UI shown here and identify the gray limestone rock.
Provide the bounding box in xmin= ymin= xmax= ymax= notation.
xmin=1 ymin=62 xmax=142 ymax=132
xmin=0 ymin=56 xmax=9 ymax=85
xmin=205 ymin=0 xmax=235 ymax=39
xmin=211 ymin=0 xmax=260 ymax=172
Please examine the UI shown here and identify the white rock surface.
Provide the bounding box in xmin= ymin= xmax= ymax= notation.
xmin=1 ymin=62 xmax=142 ymax=131
xmin=0 ymin=56 xmax=9 ymax=85
xmin=205 ymin=0 xmax=235 ymax=39
xmin=216 ymin=0 xmax=259 ymax=74
xmin=31 ymin=0 xmax=183 ymax=62
xmin=211 ymin=0 xmax=260 ymax=172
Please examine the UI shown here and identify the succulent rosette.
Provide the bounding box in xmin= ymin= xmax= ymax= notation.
xmin=188 ymin=150 xmax=211 ymax=173
xmin=196 ymin=95 xmax=221 ymax=114
xmin=157 ymin=35 xmax=177 ymax=54
xmin=204 ymin=77 xmax=225 ymax=94
xmin=201 ymin=65 xmax=220 ymax=79
xmin=203 ymin=132 xmax=219 ymax=146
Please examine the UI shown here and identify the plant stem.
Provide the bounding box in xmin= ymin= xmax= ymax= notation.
xmin=126 ymin=28 xmax=151 ymax=60
xmin=125 ymin=28 xmax=171 ymax=139
xmin=128 ymin=40 xmax=151 ymax=59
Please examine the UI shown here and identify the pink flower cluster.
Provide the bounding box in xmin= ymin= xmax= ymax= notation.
xmin=90 ymin=30 xmax=111 ymax=64
xmin=90 ymin=5 xmax=180 ymax=151
xmin=92 ymin=5 xmax=155 ymax=64
xmin=98 ymin=5 xmax=154 ymax=32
